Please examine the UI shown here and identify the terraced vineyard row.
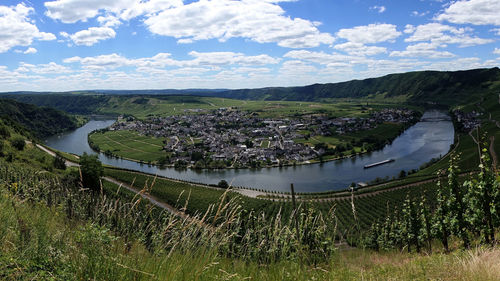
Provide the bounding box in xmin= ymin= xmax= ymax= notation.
xmin=105 ymin=167 xmax=441 ymax=234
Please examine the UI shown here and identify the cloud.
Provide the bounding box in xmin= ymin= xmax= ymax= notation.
xmin=411 ymin=11 xmax=429 ymax=17
xmin=370 ymin=6 xmax=386 ymax=13
xmin=44 ymin=0 xmax=136 ymax=23
xmin=390 ymin=43 xmax=455 ymax=58
xmin=337 ymin=24 xmax=401 ymax=44
xmin=16 ymin=62 xmax=72 ymax=74
xmin=436 ymin=0 xmax=500 ymax=26
xmin=45 ymin=0 xmax=331 ymax=48
xmin=334 ymin=42 xmax=387 ymax=56
xmin=143 ymin=0 xmax=333 ymax=48
xmin=23 ymin=47 xmax=37 ymax=54
xmin=64 ymin=51 xmax=280 ymax=71
xmin=405 ymin=23 xmax=493 ymax=47
xmin=0 ymin=3 xmax=56 ymax=53
xmin=68 ymin=27 xmax=116 ymax=46
xmin=283 ymin=50 xmax=361 ymax=66
xmin=494 ymin=48 xmax=500 ymax=55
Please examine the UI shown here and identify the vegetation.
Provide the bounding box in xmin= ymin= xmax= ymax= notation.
xmin=0 ymin=98 xmax=78 ymax=138
xmin=363 ymin=144 xmax=499 ymax=254
xmin=80 ymin=153 xmax=104 ymax=192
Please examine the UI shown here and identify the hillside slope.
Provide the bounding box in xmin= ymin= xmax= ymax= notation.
xmin=0 ymin=98 xmax=78 ymax=138
xmin=209 ymin=67 xmax=500 ymax=105
xmin=2 ymin=68 xmax=499 ymax=110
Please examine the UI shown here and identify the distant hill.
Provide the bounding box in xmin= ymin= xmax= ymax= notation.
xmin=2 ymin=67 xmax=499 ymax=109
xmin=0 ymin=99 xmax=78 ymax=138
xmin=203 ymin=67 xmax=500 ymax=105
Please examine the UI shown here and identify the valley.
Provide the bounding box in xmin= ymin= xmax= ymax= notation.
xmin=0 ymin=67 xmax=499 ymax=280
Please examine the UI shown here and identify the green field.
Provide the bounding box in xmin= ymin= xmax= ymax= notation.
xmin=89 ymin=130 xmax=166 ymax=163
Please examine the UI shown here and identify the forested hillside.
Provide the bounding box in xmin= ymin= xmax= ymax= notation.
xmin=207 ymin=67 xmax=500 ymax=105
xmin=0 ymin=99 xmax=78 ymax=138
xmin=1 ymin=93 xmax=110 ymax=115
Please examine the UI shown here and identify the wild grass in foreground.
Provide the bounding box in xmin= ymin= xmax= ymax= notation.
xmin=0 ymin=183 xmax=499 ymax=280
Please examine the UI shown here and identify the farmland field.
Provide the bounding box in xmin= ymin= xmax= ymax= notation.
xmin=89 ymin=130 xmax=166 ymax=163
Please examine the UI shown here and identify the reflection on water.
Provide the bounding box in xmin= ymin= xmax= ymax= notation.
xmin=45 ymin=110 xmax=454 ymax=193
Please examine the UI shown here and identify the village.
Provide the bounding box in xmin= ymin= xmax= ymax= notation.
xmin=109 ymin=107 xmax=418 ymax=168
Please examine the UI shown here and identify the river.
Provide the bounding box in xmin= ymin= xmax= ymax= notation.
xmin=44 ymin=110 xmax=454 ymax=193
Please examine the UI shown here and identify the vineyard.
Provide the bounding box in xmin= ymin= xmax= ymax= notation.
xmin=104 ymin=167 xmax=445 ymax=236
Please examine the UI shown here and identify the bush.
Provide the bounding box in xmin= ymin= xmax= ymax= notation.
xmin=10 ymin=137 xmax=25 ymax=151
xmin=218 ymin=180 xmax=229 ymax=189
xmin=53 ymin=153 xmax=67 ymax=170
xmin=0 ymin=125 xmax=10 ymax=139
xmin=79 ymin=153 xmax=104 ymax=191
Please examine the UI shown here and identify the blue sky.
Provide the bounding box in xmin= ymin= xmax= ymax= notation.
xmin=0 ymin=0 xmax=499 ymax=91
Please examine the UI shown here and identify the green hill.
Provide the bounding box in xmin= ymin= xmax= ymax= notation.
xmin=0 ymin=98 xmax=78 ymax=138
xmin=2 ymin=68 xmax=499 ymax=109
xmin=207 ymin=67 xmax=500 ymax=105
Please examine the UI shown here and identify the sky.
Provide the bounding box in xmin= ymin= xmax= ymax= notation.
xmin=0 ymin=0 xmax=499 ymax=92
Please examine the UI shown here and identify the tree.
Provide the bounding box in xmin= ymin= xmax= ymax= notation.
xmin=79 ymin=152 xmax=104 ymax=192
xmin=218 ymin=180 xmax=229 ymax=189
xmin=399 ymin=170 xmax=407 ymax=179
xmin=53 ymin=153 xmax=66 ymax=170
xmin=10 ymin=137 xmax=25 ymax=151
xmin=0 ymin=125 xmax=10 ymax=139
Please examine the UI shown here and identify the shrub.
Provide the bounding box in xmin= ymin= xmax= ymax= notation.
xmin=79 ymin=153 xmax=104 ymax=191
xmin=218 ymin=180 xmax=229 ymax=189
xmin=10 ymin=137 xmax=25 ymax=151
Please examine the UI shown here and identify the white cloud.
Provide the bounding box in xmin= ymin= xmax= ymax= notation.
xmin=44 ymin=0 xmax=331 ymax=48
xmin=23 ymin=47 xmax=37 ymax=54
xmin=16 ymin=62 xmax=72 ymax=74
xmin=68 ymin=27 xmax=116 ymax=46
xmin=64 ymin=53 xmax=130 ymax=70
xmin=0 ymin=3 xmax=56 ymax=53
xmin=64 ymin=51 xmax=280 ymax=71
xmin=334 ymin=42 xmax=387 ymax=56
xmin=405 ymin=23 xmax=493 ymax=47
xmin=492 ymin=28 xmax=500 ymax=36
xmin=143 ymin=0 xmax=334 ymax=48
xmin=337 ymin=24 xmax=401 ymax=44
xmin=283 ymin=50 xmax=361 ymax=66
xmin=370 ymin=6 xmax=386 ymax=13
xmin=44 ymin=0 xmax=136 ymax=23
xmin=436 ymin=0 xmax=500 ymax=26
xmin=390 ymin=43 xmax=455 ymax=59
xmin=411 ymin=11 xmax=429 ymax=17
xmin=494 ymin=48 xmax=500 ymax=55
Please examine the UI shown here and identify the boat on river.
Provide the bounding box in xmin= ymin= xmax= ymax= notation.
xmin=363 ymin=159 xmax=395 ymax=169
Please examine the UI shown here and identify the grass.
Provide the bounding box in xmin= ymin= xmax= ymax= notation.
xmin=0 ymin=183 xmax=498 ymax=280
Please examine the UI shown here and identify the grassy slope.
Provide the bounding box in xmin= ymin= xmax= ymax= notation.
xmin=1 ymin=176 xmax=498 ymax=280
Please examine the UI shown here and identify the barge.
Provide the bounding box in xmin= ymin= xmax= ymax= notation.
xmin=363 ymin=159 xmax=395 ymax=169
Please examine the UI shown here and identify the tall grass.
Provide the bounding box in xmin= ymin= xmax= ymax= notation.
xmin=0 ymin=161 xmax=338 ymax=265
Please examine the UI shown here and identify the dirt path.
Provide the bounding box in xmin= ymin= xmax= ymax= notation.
xmin=34 ymin=144 xmax=79 ymax=167
xmin=102 ymin=176 xmax=190 ymax=219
